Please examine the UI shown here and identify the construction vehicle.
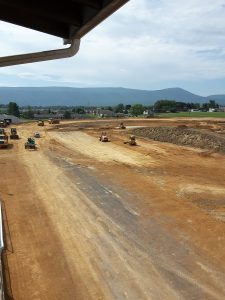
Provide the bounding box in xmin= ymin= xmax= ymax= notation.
xmin=10 ymin=128 xmax=19 ymax=139
xmin=119 ymin=122 xmax=126 ymax=129
xmin=38 ymin=120 xmax=44 ymax=126
xmin=48 ymin=118 xmax=60 ymax=124
xmin=34 ymin=132 xmax=40 ymax=138
xmin=99 ymin=132 xmax=109 ymax=142
xmin=5 ymin=120 xmax=11 ymax=125
xmin=0 ymin=121 xmax=6 ymax=128
xmin=124 ymin=135 xmax=136 ymax=146
xmin=0 ymin=133 xmax=8 ymax=148
xmin=25 ymin=137 xmax=36 ymax=150
xmin=0 ymin=128 xmax=5 ymax=135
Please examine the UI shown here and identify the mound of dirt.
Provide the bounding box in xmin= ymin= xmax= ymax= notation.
xmin=133 ymin=126 xmax=225 ymax=153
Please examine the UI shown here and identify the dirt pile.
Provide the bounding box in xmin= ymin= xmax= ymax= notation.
xmin=133 ymin=126 xmax=225 ymax=153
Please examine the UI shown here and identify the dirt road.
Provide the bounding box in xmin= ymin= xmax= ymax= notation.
xmin=1 ymin=119 xmax=225 ymax=299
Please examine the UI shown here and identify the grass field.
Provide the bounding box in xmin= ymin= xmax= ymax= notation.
xmin=157 ymin=112 xmax=225 ymax=118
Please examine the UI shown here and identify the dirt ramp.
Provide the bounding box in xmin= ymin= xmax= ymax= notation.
xmin=133 ymin=126 xmax=225 ymax=153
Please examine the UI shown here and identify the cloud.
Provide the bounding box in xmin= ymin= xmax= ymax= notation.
xmin=0 ymin=0 xmax=225 ymax=95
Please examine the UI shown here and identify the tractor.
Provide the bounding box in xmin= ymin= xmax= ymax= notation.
xmin=25 ymin=137 xmax=36 ymax=150
xmin=10 ymin=128 xmax=19 ymax=139
xmin=38 ymin=120 xmax=44 ymax=126
xmin=99 ymin=132 xmax=109 ymax=142
xmin=119 ymin=122 xmax=126 ymax=129
xmin=0 ymin=134 xmax=8 ymax=148
xmin=124 ymin=135 xmax=136 ymax=146
xmin=48 ymin=118 xmax=60 ymax=124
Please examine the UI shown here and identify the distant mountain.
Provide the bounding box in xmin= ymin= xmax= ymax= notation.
xmin=206 ymin=94 xmax=225 ymax=104
xmin=0 ymin=86 xmax=224 ymax=106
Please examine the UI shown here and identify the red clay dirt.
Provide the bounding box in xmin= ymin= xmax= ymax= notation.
xmin=0 ymin=118 xmax=225 ymax=299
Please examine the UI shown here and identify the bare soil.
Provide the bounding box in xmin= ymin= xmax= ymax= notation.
xmin=132 ymin=126 xmax=225 ymax=153
xmin=0 ymin=118 xmax=225 ymax=299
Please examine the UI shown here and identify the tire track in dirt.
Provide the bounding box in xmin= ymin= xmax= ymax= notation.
xmin=49 ymin=131 xmax=155 ymax=166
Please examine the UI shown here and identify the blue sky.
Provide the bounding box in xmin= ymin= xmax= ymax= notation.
xmin=0 ymin=0 xmax=225 ymax=96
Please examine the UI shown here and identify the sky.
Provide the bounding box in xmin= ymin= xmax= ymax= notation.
xmin=0 ymin=0 xmax=225 ymax=96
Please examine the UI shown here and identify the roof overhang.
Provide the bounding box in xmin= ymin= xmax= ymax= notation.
xmin=0 ymin=0 xmax=129 ymax=66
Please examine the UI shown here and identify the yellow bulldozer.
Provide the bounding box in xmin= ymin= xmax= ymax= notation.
xmin=48 ymin=118 xmax=60 ymax=124
xmin=124 ymin=135 xmax=136 ymax=146
xmin=119 ymin=122 xmax=126 ymax=129
xmin=0 ymin=133 xmax=8 ymax=148
xmin=38 ymin=120 xmax=44 ymax=126
xmin=99 ymin=132 xmax=109 ymax=142
xmin=10 ymin=128 xmax=19 ymax=139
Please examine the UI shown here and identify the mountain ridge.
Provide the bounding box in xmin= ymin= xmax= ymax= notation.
xmin=0 ymin=86 xmax=224 ymax=106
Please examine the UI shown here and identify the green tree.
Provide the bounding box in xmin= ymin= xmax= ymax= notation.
xmin=130 ymin=104 xmax=144 ymax=116
xmin=72 ymin=107 xmax=85 ymax=114
xmin=154 ymin=100 xmax=177 ymax=113
xmin=22 ymin=109 xmax=34 ymax=119
xmin=114 ymin=103 xmax=124 ymax=113
xmin=7 ymin=102 xmax=20 ymax=117
xmin=63 ymin=111 xmax=71 ymax=119
xmin=209 ymin=100 xmax=218 ymax=108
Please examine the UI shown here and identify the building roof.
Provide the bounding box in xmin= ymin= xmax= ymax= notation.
xmin=0 ymin=114 xmax=20 ymax=123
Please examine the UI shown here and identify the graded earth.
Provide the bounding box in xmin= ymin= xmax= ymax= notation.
xmin=1 ymin=118 xmax=225 ymax=300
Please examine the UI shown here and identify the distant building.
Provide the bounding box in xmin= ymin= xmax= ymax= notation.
xmin=96 ymin=109 xmax=115 ymax=118
xmin=33 ymin=113 xmax=63 ymax=119
xmin=190 ymin=109 xmax=200 ymax=112
xmin=218 ymin=106 xmax=225 ymax=112
xmin=143 ymin=110 xmax=154 ymax=117
xmin=208 ymin=108 xmax=217 ymax=112
xmin=0 ymin=114 xmax=20 ymax=124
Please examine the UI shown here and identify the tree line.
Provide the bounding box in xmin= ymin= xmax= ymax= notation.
xmin=153 ymin=99 xmax=219 ymax=113
xmin=0 ymin=99 xmax=221 ymax=119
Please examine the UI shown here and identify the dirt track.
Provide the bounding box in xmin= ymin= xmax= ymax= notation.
xmin=1 ymin=119 xmax=225 ymax=299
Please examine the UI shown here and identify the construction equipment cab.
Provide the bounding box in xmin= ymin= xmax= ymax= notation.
xmin=0 ymin=134 xmax=8 ymax=148
xmin=48 ymin=118 xmax=60 ymax=124
xmin=119 ymin=122 xmax=126 ymax=129
xmin=99 ymin=132 xmax=109 ymax=142
xmin=0 ymin=121 xmax=6 ymax=128
xmin=25 ymin=137 xmax=36 ymax=150
xmin=38 ymin=120 xmax=44 ymax=126
xmin=124 ymin=135 xmax=136 ymax=146
xmin=10 ymin=128 xmax=19 ymax=139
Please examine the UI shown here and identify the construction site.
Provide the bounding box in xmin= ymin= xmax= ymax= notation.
xmin=0 ymin=117 xmax=225 ymax=299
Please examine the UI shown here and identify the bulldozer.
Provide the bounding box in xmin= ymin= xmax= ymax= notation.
xmin=0 ymin=133 xmax=8 ymax=148
xmin=0 ymin=128 xmax=5 ymax=135
xmin=119 ymin=122 xmax=126 ymax=129
xmin=124 ymin=135 xmax=136 ymax=146
xmin=10 ymin=128 xmax=19 ymax=139
xmin=38 ymin=120 xmax=44 ymax=126
xmin=25 ymin=137 xmax=36 ymax=150
xmin=99 ymin=132 xmax=109 ymax=142
xmin=0 ymin=121 xmax=6 ymax=128
xmin=48 ymin=118 xmax=60 ymax=124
